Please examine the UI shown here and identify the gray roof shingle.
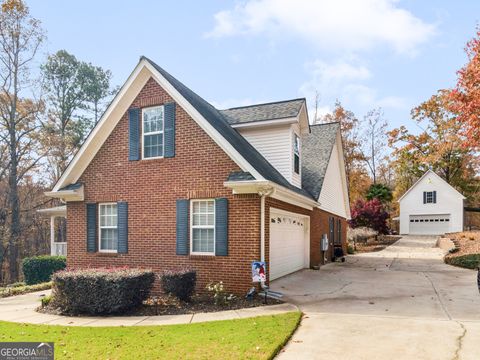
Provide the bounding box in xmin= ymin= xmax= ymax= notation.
xmin=143 ymin=56 xmax=313 ymax=199
xmin=220 ymin=99 xmax=305 ymax=125
xmin=301 ymin=122 xmax=340 ymax=199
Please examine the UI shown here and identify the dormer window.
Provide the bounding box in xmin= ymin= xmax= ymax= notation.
xmin=293 ymin=134 xmax=300 ymax=174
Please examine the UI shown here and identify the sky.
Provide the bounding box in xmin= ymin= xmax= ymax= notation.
xmin=29 ymin=0 xmax=480 ymax=132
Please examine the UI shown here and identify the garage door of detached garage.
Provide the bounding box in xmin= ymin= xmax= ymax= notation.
xmin=409 ymin=214 xmax=450 ymax=235
xmin=269 ymin=209 xmax=310 ymax=281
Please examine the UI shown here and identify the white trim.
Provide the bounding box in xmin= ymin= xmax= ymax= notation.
xmin=292 ymin=131 xmax=301 ymax=177
xmin=333 ymin=129 xmax=351 ymax=219
xmin=98 ymin=203 xmax=118 ymax=253
xmin=50 ymin=58 xmax=265 ymax=195
xmin=230 ymin=117 xmax=298 ymax=129
xmin=45 ymin=185 xmax=84 ymax=202
xmin=190 ymin=199 xmax=216 ymax=256
xmin=142 ymin=105 xmax=165 ymax=160
xmin=398 ymin=170 xmax=466 ymax=202
xmin=38 ymin=206 xmax=67 ymax=217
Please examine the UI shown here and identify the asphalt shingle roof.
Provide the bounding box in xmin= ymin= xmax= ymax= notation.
xmin=143 ymin=56 xmax=313 ymax=199
xmin=301 ymin=122 xmax=340 ymax=199
xmin=220 ymin=99 xmax=305 ymax=125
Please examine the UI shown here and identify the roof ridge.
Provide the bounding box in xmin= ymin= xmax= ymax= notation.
xmin=222 ymin=98 xmax=306 ymax=111
xmin=310 ymin=121 xmax=340 ymax=127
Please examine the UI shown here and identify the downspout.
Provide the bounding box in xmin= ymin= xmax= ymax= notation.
xmin=259 ymin=187 xmax=274 ymax=262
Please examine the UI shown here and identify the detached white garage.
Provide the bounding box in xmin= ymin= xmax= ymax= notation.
xmin=269 ymin=209 xmax=310 ymax=280
xmin=399 ymin=170 xmax=465 ymax=235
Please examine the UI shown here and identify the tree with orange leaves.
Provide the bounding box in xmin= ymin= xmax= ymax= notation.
xmin=450 ymin=28 xmax=480 ymax=148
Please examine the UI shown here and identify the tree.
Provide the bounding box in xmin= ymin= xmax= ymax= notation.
xmin=366 ymin=183 xmax=393 ymax=203
xmin=0 ymin=0 xmax=45 ymax=281
xmin=40 ymin=50 xmax=116 ymax=182
xmin=389 ymin=90 xmax=480 ymax=201
xmin=318 ymin=100 xmax=371 ymax=205
xmin=449 ymin=28 xmax=480 ymax=148
xmin=82 ymin=63 xmax=117 ymax=123
xmin=362 ymin=108 xmax=388 ymax=184
xmin=348 ymin=198 xmax=389 ymax=234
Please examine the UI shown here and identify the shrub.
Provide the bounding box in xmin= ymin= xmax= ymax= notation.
xmin=347 ymin=227 xmax=378 ymax=243
xmin=206 ymin=281 xmax=235 ymax=306
xmin=366 ymin=183 xmax=393 ymax=203
xmin=0 ymin=282 xmax=51 ymax=298
xmin=51 ymin=268 xmax=155 ymax=315
xmin=347 ymin=244 xmax=355 ymax=254
xmin=160 ymin=268 xmax=197 ymax=302
xmin=348 ymin=199 xmax=389 ymax=234
xmin=22 ymin=255 xmax=66 ymax=285
xmin=40 ymin=295 xmax=52 ymax=307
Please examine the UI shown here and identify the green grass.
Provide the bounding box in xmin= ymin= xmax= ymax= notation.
xmin=445 ymin=254 xmax=480 ymax=269
xmin=0 ymin=312 xmax=301 ymax=360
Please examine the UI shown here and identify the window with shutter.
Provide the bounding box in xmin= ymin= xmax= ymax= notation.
xmin=98 ymin=203 xmax=118 ymax=253
xmin=142 ymin=106 xmax=164 ymax=159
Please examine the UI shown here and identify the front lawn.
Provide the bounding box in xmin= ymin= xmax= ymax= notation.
xmin=0 ymin=312 xmax=301 ymax=359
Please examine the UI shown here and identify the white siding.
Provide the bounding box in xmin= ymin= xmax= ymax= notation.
xmin=239 ymin=125 xmax=297 ymax=186
xmin=399 ymin=171 xmax=464 ymax=234
xmin=318 ymin=137 xmax=348 ymax=218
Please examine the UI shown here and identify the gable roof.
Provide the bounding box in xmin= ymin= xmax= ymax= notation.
xmin=50 ymin=56 xmax=313 ymax=200
xmin=398 ymin=169 xmax=466 ymax=202
xmin=301 ymin=122 xmax=340 ymax=199
xmin=220 ymin=99 xmax=305 ymax=125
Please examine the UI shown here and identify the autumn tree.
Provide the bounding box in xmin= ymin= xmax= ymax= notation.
xmin=0 ymin=0 xmax=45 ymax=281
xmin=389 ymin=90 xmax=480 ymax=202
xmin=349 ymin=198 xmax=389 ymax=234
xmin=449 ymin=28 xmax=480 ymax=148
xmin=317 ymin=100 xmax=371 ymax=205
xmin=361 ymin=108 xmax=388 ymax=184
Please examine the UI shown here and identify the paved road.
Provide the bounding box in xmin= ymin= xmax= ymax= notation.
xmin=272 ymin=236 xmax=480 ymax=360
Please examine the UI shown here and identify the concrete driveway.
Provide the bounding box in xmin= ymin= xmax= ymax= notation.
xmin=272 ymin=236 xmax=480 ymax=360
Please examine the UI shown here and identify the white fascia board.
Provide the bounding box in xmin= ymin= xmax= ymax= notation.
xmin=230 ymin=117 xmax=298 ymax=129
xmin=335 ymin=130 xmax=351 ymax=219
xmin=224 ymin=180 xmax=317 ymax=210
xmin=144 ymin=61 xmax=264 ymax=180
xmin=45 ymin=185 xmax=84 ymax=202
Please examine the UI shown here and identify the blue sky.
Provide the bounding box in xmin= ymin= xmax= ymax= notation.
xmin=30 ymin=0 xmax=480 ymax=131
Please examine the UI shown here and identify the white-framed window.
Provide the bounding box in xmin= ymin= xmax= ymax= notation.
xmin=99 ymin=203 xmax=118 ymax=252
xmin=142 ymin=105 xmax=164 ymax=159
xmin=190 ymin=199 xmax=215 ymax=255
xmin=293 ymin=134 xmax=300 ymax=174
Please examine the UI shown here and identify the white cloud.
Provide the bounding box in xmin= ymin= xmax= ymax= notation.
xmin=206 ymin=0 xmax=436 ymax=55
xmin=300 ymin=59 xmax=407 ymax=117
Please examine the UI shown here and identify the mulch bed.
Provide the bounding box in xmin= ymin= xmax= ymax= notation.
xmin=353 ymin=235 xmax=401 ymax=253
xmin=38 ymin=293 xmax=283 ymax=317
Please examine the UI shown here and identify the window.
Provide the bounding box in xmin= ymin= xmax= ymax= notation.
xmin=191 ymin=200 xmax=215 ymax=255
xmin=293 ymin=134 xmax=300 ymax=174
xmin=142 ymin=106 xmax=164 ymax=159
xmin=99 ymin=203 xmax=118 ymax=252
xmin=424 ymin=191 xmax=436 ymax=204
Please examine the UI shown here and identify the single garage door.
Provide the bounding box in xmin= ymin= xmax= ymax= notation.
xmin=409 ymin=214 xmax=450 ymax=235
xmin=269 ymin=210 xmax=309 ymax=280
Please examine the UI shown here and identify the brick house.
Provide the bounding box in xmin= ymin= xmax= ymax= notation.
xmin=44 ymin=57 xmax=350 ymax=294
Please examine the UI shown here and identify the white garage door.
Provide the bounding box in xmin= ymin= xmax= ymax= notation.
xmin=409 ymin=214 xmax=450 ymax=235
xmin=269 ymin=210 xmax=309 ymax=280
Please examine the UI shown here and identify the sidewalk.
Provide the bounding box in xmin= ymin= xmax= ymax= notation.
xmin=0 ymin=290 xmax=297 ymax=327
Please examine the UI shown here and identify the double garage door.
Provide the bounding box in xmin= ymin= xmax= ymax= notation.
xmin=409 ymin=214 xmax=450 ymax=235
xmin=269 ymin=210 xmax=309 ymax=280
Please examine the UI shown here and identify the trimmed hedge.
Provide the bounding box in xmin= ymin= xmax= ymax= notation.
xmin=445 ymin=254 xmax=480 ymax=269
xmin=161 ymin=268 xmax=197 ymax=302
xmin=51 ymin=268 xmax=155 ymax=315
xmin=22 ymin=256 xmax=66 ymax=285
xmin=0 ymin=282 xmax=51 ymax=298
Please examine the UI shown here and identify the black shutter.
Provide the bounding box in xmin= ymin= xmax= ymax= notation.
xmin=117 ymin=202 xmax=128 ymax=253
xmin=128 ymin=108 xmax=140 ymax=161
xmin=86 ymin=203 xmax=97 ymax=252
xmin=164 ymin=103 xmax=176 ymax=158
xmin=215 ymin=198 xmax=228 ymax=256
xmin=433 ymin=191 xmax=437 ymax=204
xmin=423 ymin=192 xmax=427 ymax=204
xmin=176 ymin=199 xmax=189 ymax=255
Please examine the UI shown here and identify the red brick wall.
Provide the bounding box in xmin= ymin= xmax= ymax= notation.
xmin=67 ymin=77 xmax=261 ymax=295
